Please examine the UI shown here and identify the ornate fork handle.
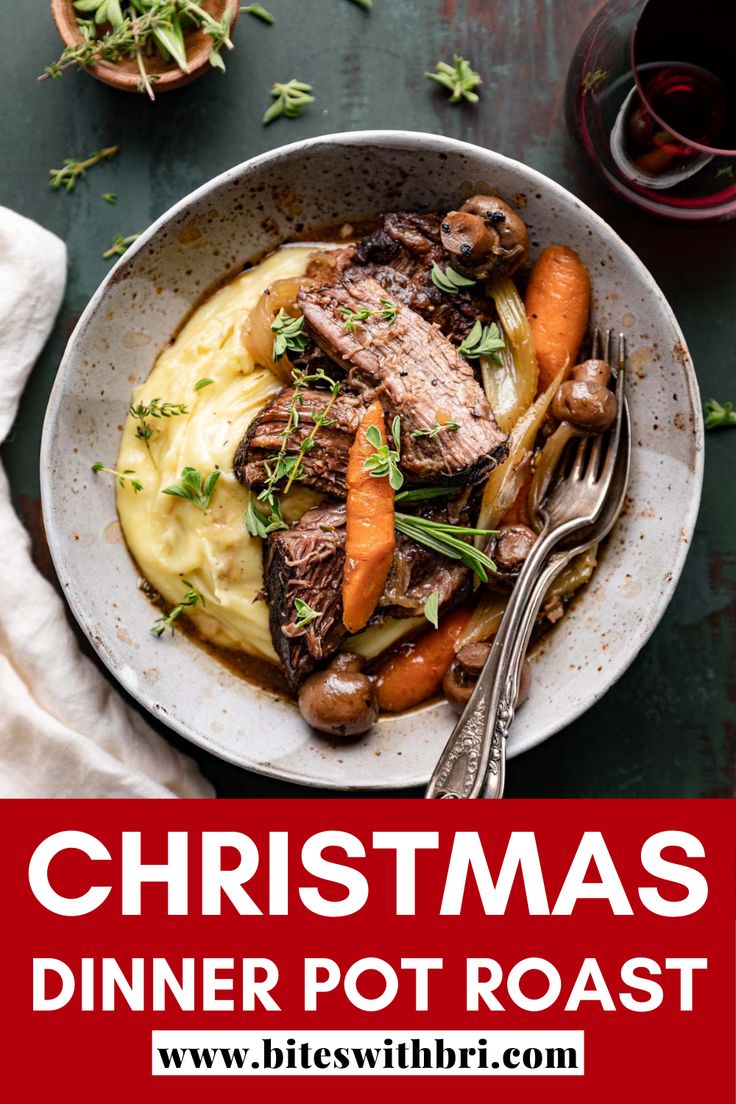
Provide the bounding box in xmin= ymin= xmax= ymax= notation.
xmin=426 ymin=522 xmax=582 ymax=800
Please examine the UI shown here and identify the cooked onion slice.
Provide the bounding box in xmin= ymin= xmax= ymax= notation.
xmin=483 ymin=277 xmax=539 ymax=434
xmin=241 ymin=275 xmax=305 ymax=384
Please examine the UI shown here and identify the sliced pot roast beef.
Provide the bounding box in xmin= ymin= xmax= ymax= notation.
xmin=297 ymin=275 xmax=508 ymax=485
xmin=234 ymin=387 xmax=364 ymax=499
xmin=265 ymin=500 xmax=471 ymax=688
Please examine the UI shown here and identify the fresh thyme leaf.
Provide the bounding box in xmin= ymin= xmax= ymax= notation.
xmin=102 ymin=192 xmax=117 ymax=204
xmin=394 ymin=511 xmax=497 ymax=582
xmin=130 ymin=397 xmax=189 ymax=420
xmin=91 ymin=460 xmax=143 ymax=493
xmin=704 ymin=398 xmax=736 ymax=430
xmin=339 ymin=298 xmax=398 ymax=333
xmin=347 ymin=0 xmax=372 ymax=9
xmin=150 ymin=578 xmax=204 ymax=637
xmin=424 ymin=589 xmax=440 ymax=629
xmin=245 ymin=494 xmax=288 ymax=538
xmin=363 ymin=416 xmax=404 ymax=491
xmin=194 ymin=377 xmax=214 ymax=391
xmin=426 ymin=55 xmax=482 ymax=104
xmin=263 ymin=79 xmax=314 ymax=124
xmin=411 ymin=418 xmax=460 ymax=439
xmin=48 ymin=145 xmax=119 ymax=192
xmin=294 ymin=597 xmax=322 ymax=631
xmin=162 ymin=466 xmax=220 ymax=509
xmin=582 ymin=68 xmax=609 ymax=94
xmin=240 ymin=3 xmax=274 ymax=23
xmin=271 ymin=309 xmax=308 ymax=361
xmin=395 ymin=486 xmax=461 ymax=503
xmin=102 ymin=231 xmax=140 ymax=259
xmin=430 ymin=262 xmax=476 ymax=294
xmin=458 ymin=320 xmax=506 ymax=363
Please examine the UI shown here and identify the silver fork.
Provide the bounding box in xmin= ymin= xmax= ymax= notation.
xmin=426 ymin=330 xmax=627 ymax=800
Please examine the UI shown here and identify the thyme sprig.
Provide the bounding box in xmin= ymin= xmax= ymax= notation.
xmin=263 ymin=79 xmax=314 ymax=125
xmin=339 ymin=298 xmax=398 ymax=333
xmin=91 ymin=461 xmax=143 ymax=492
xmin=150 ymin=579 xmax=204 ymax=637
xmin=431 ymin=262 xmax=476 ymax=294
xmin=245 ymin=494 xmax=287 ymax=538
xmin=705 ymin=398 xmax=736 ymax=430
xmin=49 ymin=145 xmax=119 ymax=192
xmin=240 ymin=3 xmax=273 ymax=23
xmin=458 ymin=320 xmax=505 ymax=363
xmin=426 ymin=55 xmax=482 ymax=104
xmin=103 ymin=232 xmax=140 ymax=259
xmin=293 ymin=597 xmax=322 ymax=632
xmin=411 ymin=418 xmax=460 ymax=439
xmin=272 ymin=310 xmax=308 ymax=361
xmin=162 ymin=466 xmax=220 ymax=509
xmin=394 ymin=512 xmax=497 ymax=582
xmin=129 ymin=396 xmax=188 ymax=457
xmin=363 ymin=416 xmax=404 ymax=491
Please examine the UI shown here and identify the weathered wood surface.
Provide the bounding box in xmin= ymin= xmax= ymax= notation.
xmin=0 ymin=0 xmax=733 ymax=797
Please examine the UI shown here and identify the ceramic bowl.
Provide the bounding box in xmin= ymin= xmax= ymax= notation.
xmin=50 ymin=0 xmax=240 ymax=95
xmin=40 ymin=132 xmax=703 ymax=789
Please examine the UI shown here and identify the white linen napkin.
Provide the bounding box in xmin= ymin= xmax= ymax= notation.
xmin=0 ymin=207 xmax=213 ymax=797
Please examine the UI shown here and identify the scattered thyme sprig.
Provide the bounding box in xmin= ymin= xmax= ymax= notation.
xmin=363 ymin=416 xmax=404 ymax=491
xmin=102 ymin=192 xmax=117 ymax=204
xmin=245 ymin=494 xmax=287 ymax=538
xmin=162 ymin=466 xmax=220 ymax=509
xmin=339 ymin=298 xmax=398 ymax=333
xmin=426 ymin=55 xmax=482 ymax=104
xmin=272 ymin=310 xmax=309 ymax=361
xmin=91 ymin=461 xmax=143 ymax=492
xmin=411 ymin=418 xmax=460 ymax=439
xmin=48 ymin=145 xmax=119 ymax=192
xmin=263 ymin=79 xmax=314 ymax=125
xmin=293 ymin=597 xmax=322 ymax=632
xmin=129 ymin=396 xmax=188 ymax=458
xmin=103 ymin=232 xmax=140 ymax=259
xmin=394 ymin=512 xmax=497 ymax=582
xmin=704 ymin=398 xmax=736 ymax=430
xmin=150 ymin=579 xmax=204 ymax=637
xmin=431 ymin=262 xmax=477 ymax=294
xmin=458 ymin=320 xmax=505 ymax=363
xmin=240 ymin=3 xmax=273 ymax=23
xmin=424 ymin=589 xmax=440 ymax=629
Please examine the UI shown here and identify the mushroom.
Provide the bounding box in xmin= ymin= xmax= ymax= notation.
xmin=298 ymin=653 xmax=379 ymax=740
xmin=443 ymin=643 xmax=533 ymax=713
xmin=552 ymin=358 xmax=617 ymax=432
xmin=490 ymin=524 xmax=537 ymax=583
xmin=440 ymin=195 xmax=528 ymax=280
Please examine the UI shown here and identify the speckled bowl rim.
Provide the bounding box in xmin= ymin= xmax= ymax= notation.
xmin=40 ymin=131 xmax=704 ymax=788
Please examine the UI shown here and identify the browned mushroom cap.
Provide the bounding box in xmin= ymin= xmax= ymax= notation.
xmin=486 ymin=524 xmax=536 ymax=590
xmin=440 ymin=195 xmax=529 ymax=280
xmin=572 ymin=358 xmax=612 ymax=386
xmin=552 ymin=379 xmax=617 ymax=432
xmin=442 ymin=643 xmax=491 ymax=711
xmin=298 ymin=653 xmax=378 ymax=741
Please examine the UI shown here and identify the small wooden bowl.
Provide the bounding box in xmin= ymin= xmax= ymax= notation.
xmin=50 ymin=0 xmax=240 ymax=95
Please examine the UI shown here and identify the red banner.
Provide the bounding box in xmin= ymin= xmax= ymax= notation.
xmin=3 ymin=799 xmax=734 ymax=1102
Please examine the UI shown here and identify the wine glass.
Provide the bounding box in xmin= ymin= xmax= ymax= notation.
xmin=566 ymin=0 xmax=736 ymax=220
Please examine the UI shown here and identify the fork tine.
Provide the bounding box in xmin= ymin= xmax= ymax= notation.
xmin=570 ymin=436 xmax=589 ymax=480
xmin=591 ymin=327 xmax=601 ymax=359
xmin=596 ymin=333 xmax=627 ymax=488
xmin=603 ymin=328 xmax=612 ymax=364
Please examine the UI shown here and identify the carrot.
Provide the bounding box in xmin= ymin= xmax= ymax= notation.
xmin=374 ymin=606 xmax=471 ymax=713
xmin=525 ymin=245 xmax=591 ymax=394
xmin=342 ymin=400 xmax=396 ymax=634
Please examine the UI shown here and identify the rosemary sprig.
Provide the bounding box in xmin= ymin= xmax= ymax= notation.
xmin=245 ymin=494 xmax=288 ymax=538
xmin=272 ymin=310 xmax=309 ymax=361
xmin=339 ymin=298 xmax=398 ymax=333
xmin=103 ymin=232 xmax=140 ymax=259
xmin=395 ymin=486 xmax=461 ymax=503
xmin=162 ymin=466 xmax=220 ymax=509
xmin=263 ymin=79 xmax=314 ymax=125
xmin=48 ymin=145 xmax=119 ymax=192
xmin=293 ymin=597 xmax=322 ymax=632
xmin=363 ymin=416 xmax=404 ymax=491
xmin=257 ymin=367 xmax=342 ymax=508
xmin=458 ymin=320 xmax=505 ymax=363
xmin=411 ymin=418 xmax=460 ymax=439
xmin=394 ymin=512 xmax=497 ymax=582
xmin=431 ymin=262 xmax=476 ymax=294
xmin=704 ymin=398 xmax=736 ymax=430
xmin=240 ymin=3 xmax=273 ymax=23
xmin=424 ymin=589 xmax=440 ymax=629
xmin=91 ymin=461 xmax=143 ymax=492
xmin=194 ymin=377 xmax=214 ymax=391
xmin=426 ymin=55 xmax=482 ymax=104
xmin=150 ymin=579 xmax=204 ymax=637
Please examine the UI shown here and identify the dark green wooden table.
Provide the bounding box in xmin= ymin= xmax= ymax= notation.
xmin=1 ymin=0 xmax=734 ymax=797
